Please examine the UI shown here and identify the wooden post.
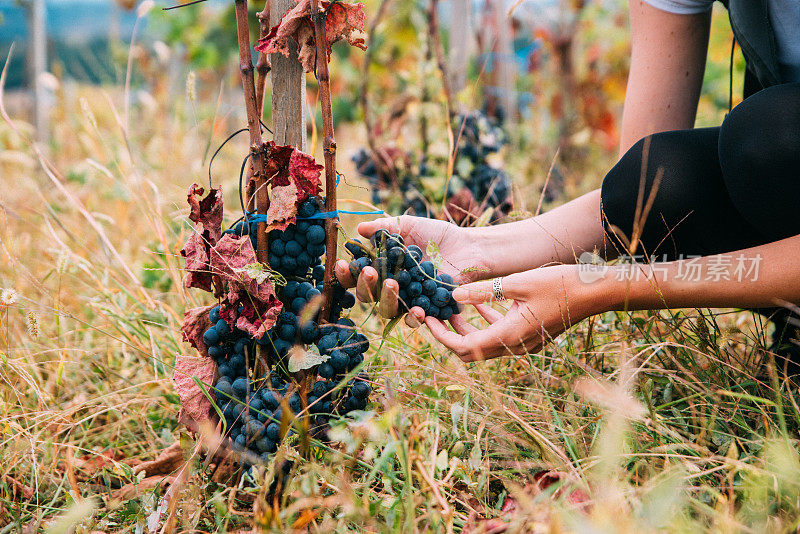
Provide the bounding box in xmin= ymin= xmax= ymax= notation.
xmin=448 ymin=0 xmax=471 ymax=97
xmin=270 ymin=0 xmax=307 ymax=151
xmin=29 ymin=0 xmax=48 ymax=143
xmin=494 ymin=0 xmax=515 ymax=122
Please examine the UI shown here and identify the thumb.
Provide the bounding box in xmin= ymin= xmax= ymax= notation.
xmin=452 ymin=275 xmax=523 ymax=304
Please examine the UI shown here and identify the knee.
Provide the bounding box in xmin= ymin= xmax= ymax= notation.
xmin=719 ymin=83 xmax=800 ymax=182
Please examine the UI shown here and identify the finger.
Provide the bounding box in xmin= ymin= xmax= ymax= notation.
xmin=448 ymin=313 xmax=478 ymax=335
xmin=474 ymin=303 xmax=502 ymax=324
xmin=355 ymin=267 xmax=379 ymax=302
xmin=425 ymin=316 xmax=469 ymax=354
xmin=451 ymin=280 xmax=495 ymax=305
xmin=357 ymin=217 xmax=402 ymax=239
xmin=425 ymin=315 xmax=524 ymax=362
xmin=404 ymin=307 xmax=425 ymax=328
xmin=452 ymin=274 xmax=525 ymax=305
xmin=377 ymin=279 xmax=400 ymax=318
xmin=335 ymin=259 xmax=356 ymax=288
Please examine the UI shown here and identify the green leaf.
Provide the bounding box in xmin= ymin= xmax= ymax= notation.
xmin=426 ymin=239 xmax=443 ymax=269
xmin=288 ymin=344 xmax=330 ymax=373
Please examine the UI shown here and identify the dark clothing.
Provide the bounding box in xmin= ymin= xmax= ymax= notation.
xmin=601 ymin=82 xmax=800 ymax=260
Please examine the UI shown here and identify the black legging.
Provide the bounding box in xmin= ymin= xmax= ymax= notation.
xmin=601 ymin=82 xmax=800 ymax=261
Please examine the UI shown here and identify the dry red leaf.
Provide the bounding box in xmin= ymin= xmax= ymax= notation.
xmin=443 ymin=188 xmax=482 ymax=225
xmin=255 ymin=0 xmax=366 ymax=73
xmin=288 ymin=148 xmax=323 ymax=200
xmin=223 ymin=284 xmax=283 ymax=340
xmin=181 ymin=184 xmax=224 ymax=292
xmin=208 ymin=234 xmax=283 ymax=338
xmin=267 ymin=181 xmax=300 ymax=232
xmin=181 ymin=233 xmax=213 ymax=292
xmin=172 ymin=355 xmax=217 ymax=426
xmin=187 ymin=183 xmax=223 ymax=244
xmin=180 ymin=304 xmax=215 ymax=358
xmin=263 ymin=143 xmax=322 ymax=233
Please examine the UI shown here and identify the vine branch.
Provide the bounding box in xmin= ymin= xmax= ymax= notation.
xmin=309 ymin=0 xmax=338 ymax=323
xmin=234 ymin=0 xmax=270 ymax=263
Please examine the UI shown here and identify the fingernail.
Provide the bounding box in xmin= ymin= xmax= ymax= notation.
xmin=452 ymin=288 xmax=467 ymax=302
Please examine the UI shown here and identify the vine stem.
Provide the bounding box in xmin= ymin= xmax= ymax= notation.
xmin=309 ymin=0 xmax=338 ymax=324
xmin=234 ymin=0 xmax=270 ymax=263
xmin=246 ymin=0 xmax=273 ymax=213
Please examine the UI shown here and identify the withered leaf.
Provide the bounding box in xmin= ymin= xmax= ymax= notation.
xmin=173 ymin=355 xmax=216 ymax=425
xmin=180 ymin=304 xmax=215 ymax=358
xmin=255 ymin=0 xmax=366 ymax=73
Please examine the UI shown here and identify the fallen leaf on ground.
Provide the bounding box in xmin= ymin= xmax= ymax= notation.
xmin=132 ymin=442 xmax=184 ymax=478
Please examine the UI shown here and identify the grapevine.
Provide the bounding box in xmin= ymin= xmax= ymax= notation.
xmin=175 ymin=0 xmax=371 ymax=471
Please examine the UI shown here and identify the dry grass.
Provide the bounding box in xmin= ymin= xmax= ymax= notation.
xmin=2 ymin=23 xmax=800 ymax=534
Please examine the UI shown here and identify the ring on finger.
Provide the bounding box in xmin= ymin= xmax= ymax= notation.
xmin=491 ymin=277 xmax=506 ymax=301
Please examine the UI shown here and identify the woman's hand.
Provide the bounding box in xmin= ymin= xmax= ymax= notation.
xmin=424 ymin=264 xmax=603 ymax=361
xmin=334 ymin=215 xmax=489 ymax=322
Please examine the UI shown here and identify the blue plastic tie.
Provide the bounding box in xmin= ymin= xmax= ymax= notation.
xmin=244 ymin=207 xmax=384 ymax=223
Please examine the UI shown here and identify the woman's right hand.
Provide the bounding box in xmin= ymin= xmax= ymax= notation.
xmin=334 ymin=215 xmax=489 ymax=323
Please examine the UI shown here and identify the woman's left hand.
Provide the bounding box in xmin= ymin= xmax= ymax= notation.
xmin=424 ymin=265 xmax=605 ymax=361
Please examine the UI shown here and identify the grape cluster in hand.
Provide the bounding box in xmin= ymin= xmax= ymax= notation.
xmin=346 ymin=229 xmax=461 ymax=320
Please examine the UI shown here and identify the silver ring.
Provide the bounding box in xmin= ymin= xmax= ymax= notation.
xmin=491 ymin=277 xmax=506 ymax=301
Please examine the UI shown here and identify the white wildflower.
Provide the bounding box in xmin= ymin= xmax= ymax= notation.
xmin=1 ymin=288 xmax=19 ymax=305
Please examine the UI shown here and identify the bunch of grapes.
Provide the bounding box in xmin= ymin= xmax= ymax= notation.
xmin=346 ymin=229 xmax=461 ymax=320
xmin=267 ymin=197 xmax=328 ymax=278
xmin=452 ymin=110 xmax=512 ymax=216
xmin=202 ymin=203 xmax=373 ymax=465
xmin=352 ymin=110 xmax=512 ymax=221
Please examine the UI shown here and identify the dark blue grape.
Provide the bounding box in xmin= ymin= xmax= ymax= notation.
xmin=270 ymin=240 xmax=285 ymax=256
xmin=330 ymin=350 xmax=348 ymax=372
xmin=209 ymin=306 xmax=221 ymax=323
xmin=229 ymin=354 xmax=246 ymax=372
xmin=351 ymin=383 xmax=370 ymax=401
xmin=432 ymin=287 xmax=451 ymax=307
xmin=291 ymin=297 xmax=307 ymax=314
xmin=422 ymin=279 xmax=438 ymax=296
xmin=407 ymin=281 xmax=423 ymax=297
xmin=232 ymin=377 xmax=249 ymax=399
xmin=307 ymin=225 xmax=326 ymax=245
xmin=203 ymin=328 xmax=220 ymax=347
xmin=215 ymin=378 xmax=233 ymax=398
xmin=208 ymin=345 xmax=224 ymax=359
xmin=319 ymin=362 xmax=334 ymax=379
xmin=266 ymin=422 xmax=280 ymax=441
xmin=285 ymin=240 xmax=302 ymax=257
xmin=298 ymin=200 xmax=316 ymax=219
xmin=412 ymin=295 xmax=431 ymax=313
xmin=313 ymin=380 xmax=327 ymax=397
xmin=217 ymin=363 xmax=234 ymax=380
xmin=279 ymin=323 xmax=296 ymax=341
xmin=274 ymin=339 xmax=291 ymax=357
xmin=288 ymin=394 xmax=302 ymax=414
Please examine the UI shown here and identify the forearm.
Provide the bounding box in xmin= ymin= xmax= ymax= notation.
xmin=601 ymin=235 xmax=800 ymax=312
xmin=472 ymin=189 xmax=608 ymax=276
